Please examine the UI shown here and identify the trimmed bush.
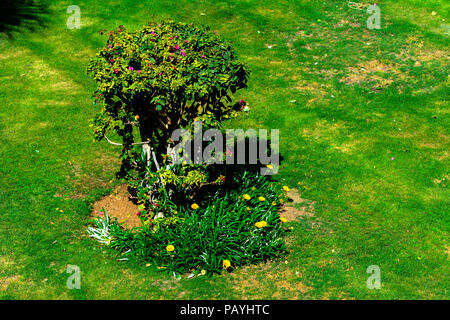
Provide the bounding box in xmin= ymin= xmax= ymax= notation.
xmin=87 ymin=20 xmax=250 ymax=177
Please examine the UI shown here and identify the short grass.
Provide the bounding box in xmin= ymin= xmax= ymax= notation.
xmin=0 ymin=0 xmax=448 ymax=299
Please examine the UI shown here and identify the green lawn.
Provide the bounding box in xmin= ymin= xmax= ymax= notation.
xmin=0 ymin=0 xmax=448 ymax=299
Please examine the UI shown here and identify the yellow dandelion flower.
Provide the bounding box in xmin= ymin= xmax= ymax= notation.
xmin=166 ymin=245 xmax=175 ymax=252
xmin=201 ymin=269 xmax=206 ymax=276
xmin=258 ymin=196 xmax=266 ymax=202
xmin=251 ymin=187 xmax=256 ymax=191
xmin=135 ymin=115 xmax=140 ymax=120
xmin=255 ymin=221 xmax=267 ymax=228
xmin=60 ymin=209 xmax=64 ymax=213
xmin=191 ymin=203 xmax=199 ymax=210
xmin=243 ymin=194 xmax=251 ymax=200
xmin=223 ymin=260 xmax=231 ymax=269
xmin=272 ymin=201 xmax=277 ymax=206
xmin=280 ymin=217 xmax=288 ymax=223
xmin=246 ymin=207 xmax=251 ymax=211
xmin=266 ymin=164 xmax=273 ymax=169
xmin=283 ymin=186 xmax=290 ymax=192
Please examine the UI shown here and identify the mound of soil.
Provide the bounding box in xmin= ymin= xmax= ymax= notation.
xmin=91 ymin=184 xmax=141 ymax=228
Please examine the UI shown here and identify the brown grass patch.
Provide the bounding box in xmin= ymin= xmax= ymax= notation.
xmin=0 ymin=275 xmax=22 ymax=291
xmin=0 ymin=256 xmax=24 ymax=292
xmin=0 ymin=49 xmax=26 ymax=60
xmin=333 ymin=19 xmax=361 ymax=29
xmin=50 ymin=81 xmax=80 ymax=91
xmin=433 ymin=174 xmax=449 ymax=185
xmin=269 ymin=60 xmax=283 ymax=65
xmin=396 ymin=45 xmax=449 ymax=66
xmin=415 ymin=49 xmax=448 ymax=62
xmin=255 ymin=8 xmax=291 ymax=19
xmin=226 ymin=262 xmax=312 ymax=299
xmin=333 ymin=136 xmax=373 ymax=154
xmin=340 ymin=59 xmax=402 ymax=90
xmin=291 ymin=79 xmax=330 ymax=97
xmin=301 ymin=119 xmax=347 ymax=142
xmin=279 ymin=188 xmax=314 ymax=221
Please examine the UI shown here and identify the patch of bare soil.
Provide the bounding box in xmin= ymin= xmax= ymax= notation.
xmin=279 ymin=188 xmax=314 ymax=221
xmin=91 ymin=184 xmax=141 ymax=228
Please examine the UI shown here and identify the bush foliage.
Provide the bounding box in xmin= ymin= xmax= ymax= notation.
xmin=87 ymin=20 xmax=250 ymax=177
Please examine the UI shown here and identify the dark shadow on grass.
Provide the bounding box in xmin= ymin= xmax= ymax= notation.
xmin=172 ymin=134 xmax=284 ymax=205
xmin=0 ymin=0 xmax=48 ymax=36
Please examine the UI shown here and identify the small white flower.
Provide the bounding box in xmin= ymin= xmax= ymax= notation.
xmin=156 ymin=212 xmax=164 ymax=219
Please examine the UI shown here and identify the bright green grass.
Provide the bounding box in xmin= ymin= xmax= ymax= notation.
xmin=0 ymin=0 xmax=448 ymax=299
